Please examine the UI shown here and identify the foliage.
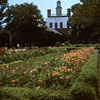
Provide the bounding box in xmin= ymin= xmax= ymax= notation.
xmin=70 ymin=50 xmax=98 ymax=100
xmin=64 ymin=41 xmax=70 ymax=46
xmin=0 ymin=47 xmax=94 ymax=88
xmin=0 ymin=87 xmax=72 ymax=100
xmin=0 ymin=46 xmax=99 ymax=100
xmin=0 ymin=0 xmax=8 ymax=29
xmin=0 ymin=47 xmax=66 ymax=64
xmin=4 ymin=3 xmax=43 ymax=46
xmin=55 ymin=42 xmax=62 ymax=47
xmin=70 ymin=1 xmax=100 ymax=43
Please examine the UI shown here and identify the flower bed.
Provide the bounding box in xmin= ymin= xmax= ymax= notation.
xmin=0 ymin=46 xmax=98 ymax=100
xmin=0 ymin=47 xmax=94 ymax=88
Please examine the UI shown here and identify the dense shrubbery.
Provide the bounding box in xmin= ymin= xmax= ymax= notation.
xmin=0 ymin=87 xmax=72 ymax=100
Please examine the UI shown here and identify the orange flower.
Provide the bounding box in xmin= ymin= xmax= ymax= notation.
xmin=32 ymin=75 xmax=35 ymax=78
xmin=44 ymin=62 xmax=48 ymax=65
xmin=67 ymin=68 xmax=70 ymax=72
xmin=55 ymin=58 xmax=58 ymax=60
xmin=33 ymin=69 xmax=38 ymax=72
xmin=55 ymin=71 xmax=59 ymax=75
xmin=66 ymin=76 xmax=70 ymax=79
xmin=24 ymin=72 xmax=27 ymax=74
xmin=11 ymin=80 xmax=16 ymax=82
xmin=12 ymin=69 xmax=15 ymax=72
xmin=54 ymin=68 xmax=57 ymax=70
xmin=52 ymin=73 xmax=56 ymax=76
xmin=62 ymin=66 xmax=66 ymax=69
xmin=36 ymin=86 xmax=40 ymax=90
xmin=60 ymin=69 xmax=64 ymax=72
xmin=52 ymin=71 xmax=59 ymax=76
xmin=59 ymin=76 xmax=63 ymax=79
xmin=38 ymin=80 xmax=42 ymax=83
xmin=59 ymin=68 xmax=62 ymax=71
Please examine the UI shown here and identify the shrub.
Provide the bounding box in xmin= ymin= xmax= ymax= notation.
xmin=70 ymin=50 xmax=99 ymax=100
xmin=64 ymin=41 xmax=70 ymax=46
xmin=0 ymin=87 xmax=33 ymax=100
xmin=0 ymin=87 xmax=73 ymax=100
xmin=55 ymin=42 xmax=62 ymax=47
xmin=70 ymin=82 xmax=98 ymax=100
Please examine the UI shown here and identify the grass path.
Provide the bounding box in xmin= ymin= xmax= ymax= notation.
xmin=98 ymin=51 xmax=100 ymax=99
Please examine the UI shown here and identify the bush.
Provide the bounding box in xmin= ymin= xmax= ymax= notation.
xmin=55 ymin=42 xmax=62 ymax=47
xmin=70 ymin=82 xmax=98 ymax=100
xmin=64 ymin=41 xmax=70 ymax=46
xmin=70 ymin=50 xmax=99 ymax=100
xmin=0 ymin=87 xmax=33 ymax=100
xmin=0 ymin=87 xmax=73 ymax=100
xmin=94 ymin=44 xmax=100 ymax=48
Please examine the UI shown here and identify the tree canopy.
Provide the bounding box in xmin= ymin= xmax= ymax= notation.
xmin=0 ymin=0 xmax=8 ymax=29
xmin=4 ymin=3 xmax=44 ymax=46
xmin=70 ymin=0 xmax=100 ymax=43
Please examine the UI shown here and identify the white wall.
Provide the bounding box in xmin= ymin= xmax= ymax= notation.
xmin=45 ymin=16 xmax=68 ymax=29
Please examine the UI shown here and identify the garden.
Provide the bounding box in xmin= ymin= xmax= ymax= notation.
xmin=0 ymin=46 xmax=100 ymax=100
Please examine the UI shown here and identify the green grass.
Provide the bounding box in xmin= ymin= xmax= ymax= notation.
xmin=70 ymin=50 xmax=99 ymax=100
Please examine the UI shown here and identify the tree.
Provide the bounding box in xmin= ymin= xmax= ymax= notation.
xmin=4 ymin=3 xmax=44 ymax=46
xmin=0 ymin=0 xmax=8 ymax=29
xmin=70 ymin=0 xmax=100 ymax=43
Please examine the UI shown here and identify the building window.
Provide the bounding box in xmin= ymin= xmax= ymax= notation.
xmin=49 ymin=23 xmax=53 ymax=28
xmin=55 ymin=22 xmax=58 ymax=29
xmin=60 ymin=22 xmax=63 ymax=28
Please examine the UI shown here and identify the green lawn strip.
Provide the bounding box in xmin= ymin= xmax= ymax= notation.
xmin=0 ymin=87 xmax=72 ymax=100
xmin=70 ymin=50 xmax=99 ymax=100
xmin=98 ymin=53 xmax=100 ymax=99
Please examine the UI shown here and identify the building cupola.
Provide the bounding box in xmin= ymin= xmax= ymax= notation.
xmin=56 ymin=0 xmax=62 ymax=16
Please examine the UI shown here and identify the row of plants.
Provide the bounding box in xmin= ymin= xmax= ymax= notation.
xmin=0 ymin=47 xmax=67 ymax=64
xmin=0 ymin=47 xmax=95 ymax=100
xmin=0 ymin=47 xmax=94 ymax=87
xmin=0 ymin=87 xmax=72 ymax=100
xmin=69 ymin=50 xmax=99 ymax=100
xmin=74 ymin=43 xmax=100 ymax=48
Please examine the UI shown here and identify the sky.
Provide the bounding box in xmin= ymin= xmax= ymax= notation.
xmin=8 ymin=0 xmax=81 ymax=19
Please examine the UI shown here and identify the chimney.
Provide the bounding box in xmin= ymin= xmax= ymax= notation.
xmin=67 ymin=8 xmax=71 ymax=17
xmin=47 ymin=9 xmax=51 ymax=17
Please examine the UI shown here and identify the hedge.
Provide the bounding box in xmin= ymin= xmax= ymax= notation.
xmin=70 ymin=50 xmax=99 ymax=100
xmin=0 ymin=87 xmax=73 ymax=100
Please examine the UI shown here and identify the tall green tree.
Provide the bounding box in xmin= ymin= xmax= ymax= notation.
xmin=4 ymin=3 xmax=44 ymax=46
xmin=70 ymin=0 xmax=100 ymax=43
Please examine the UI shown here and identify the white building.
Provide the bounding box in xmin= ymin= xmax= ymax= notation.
xmin=45 ymin=0 xmax=71 ymax=32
